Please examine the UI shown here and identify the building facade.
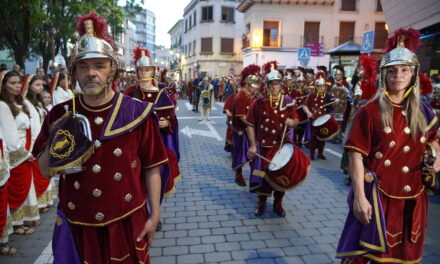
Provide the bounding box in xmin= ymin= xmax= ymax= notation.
xmin=381 ymin=0 xmax=440 ymax=73
xmin=168 ymin=19 xmax=184 ymax=81
xmin=182 ymin=0 xmax=244 ymax=80
xmin=155 ymin=45 xmax=172 ymax=71
xmin=237 ymin=0 xmax=386 ymax=78
xmin=116 ymin=19 xmax=137 ymax=71
xmin=131 ymin=8 xmax=156 ymax=59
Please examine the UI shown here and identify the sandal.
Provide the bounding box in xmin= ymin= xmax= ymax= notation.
xmin=0 ymin=246 xmax=17 ymax=255
xmin=13 ymin=226 xmax=35 ymax=235
xmin=24 ymin=221 xmax=41 ymax=227
xmin=40 ymin=207 xmax=50 ymax=213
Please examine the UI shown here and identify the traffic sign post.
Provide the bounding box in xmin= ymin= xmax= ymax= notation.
xmin=298 ymin=48 xmax=311 ymax=61
xmin=361 ymin=30 xmax=375 ymax=54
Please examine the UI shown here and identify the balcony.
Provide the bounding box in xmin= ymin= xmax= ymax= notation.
xmin=242 ymin=34 xmax=251 ymax=49
xmin=334 ymin=36 xmax=362 ymax=46
xmin=300 ymin=35 xmax=324 ymax=47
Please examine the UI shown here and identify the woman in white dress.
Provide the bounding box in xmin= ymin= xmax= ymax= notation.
xmin=50 ymin=72 xmax=73 ymax=106
xmin=0 ymin=127 xmax=15 ymax=255
xmin=0 ymin=70 xmax=39 ymax=235
xmin=22 ymin=74 xmax=56 ymax=213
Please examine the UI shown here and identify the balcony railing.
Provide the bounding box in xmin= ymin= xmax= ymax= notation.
xmin=334 ymin=36 xmax=362 ymax=46
xmin=242 ymin=34 xmax=250 ymax=49
xmin=300 ymin=35 xmax=324 ymax=47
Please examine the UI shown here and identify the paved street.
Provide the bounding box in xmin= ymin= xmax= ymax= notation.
xmin=2 ymin=98 xmax=440 ymax=264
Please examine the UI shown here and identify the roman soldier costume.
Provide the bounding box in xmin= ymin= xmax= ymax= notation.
xmin=125 ymin=46 xmax=180 ymax=200
xmin=223 ymin=91 xmax=236 ymax=153
xmin=159 ymin=69 xmax=178 ymax=106
xmin=336 ymin=28 xmax=439 ymax=264
xmin=246 ymin=65 xmax=308 ymax=217
xmin=342 ymin=54 xmax=378 ymax=183
xmin=331 ymin=65 xmax=352 ymax=143
xmin=231 ymin=64 xmax=261 ymax=186
xmin=32 ymin=13 xmax=169 ymax=264
xmin=290 ymin=74 xmax=311 ymax=147
xmin=305 ymin=77 xmax=337 ymax=160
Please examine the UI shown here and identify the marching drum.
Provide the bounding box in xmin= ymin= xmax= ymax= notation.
xmin=312 ymin=114 xmax=339 ymax=141
xmin=330 ymin=87 xmax=348 ymax=121
xmin=264 ymin=143 xmax=310 ymax=191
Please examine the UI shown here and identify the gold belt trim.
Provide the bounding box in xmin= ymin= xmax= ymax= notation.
xmin=378 ymin=186 xmax=425 ymax=199
xmin=364 ymin=254 xmax=422 ymax=264
xmin=110 ymin=253 xmax=130 ymax=261
xmin=67 ymin=201 xmax=145 ymax=227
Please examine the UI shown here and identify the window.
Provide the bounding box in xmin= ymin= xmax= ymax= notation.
xmin=184 ymin=45 xmax=187 ymax=57
xmin=221 ymin=38 xmax=234 ymax=53
xmin=341 ymin=0 xmax=356 ymax=11
xmin=189 ymin=15 xmax=192 ymax=30
xmin=339 ymin=22 xmax=355 ymax=44
xmin=374 ymin=22 xmax=388 ymax=49
xmin=376 ymin=0 xmax=383 ymax=12
xmin=221 ymin=6 xmax=234 ymax=22
xmin=193 ymin=40 xmax=196 ymax=55
xmin=202 ymin=6 xmax=213 ymax=21
xmin=201 ymin=37 xmax=213 ymax=53
xmin=188 ymin=42 xmax=192 ymax=56
xmin=193 ymin=11 xmax=197 ymax=26
xmin=185 ymin=19 xmax=188 ymax=32
xmin=263 ymin=21 xmax=279 ymax=47
xmin=303 ymin=21 xmax=320 ymax=45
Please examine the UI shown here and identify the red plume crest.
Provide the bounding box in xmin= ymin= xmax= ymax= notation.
xmin=262 ymin=61 xmax=278 ymax=76
xmin=160 ymin=68 xmax=168 ymax=83
xmin=76 ymin=12 xmax=114 ymax=47
xmin=359 ymin=54 xmax=378 ymax=100
xmin=384 ymin=28 xmax=421 ymax=53
xmin=240 ymin=64 xmax=261 ymax=87
xmin=132 ymin=45 xmax=151 ymax=63
xmin=419 ymin=72 xmax=432 ymax=96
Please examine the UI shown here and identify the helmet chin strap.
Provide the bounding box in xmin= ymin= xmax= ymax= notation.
xmin=139 ymin=77 xmax=156 ymax=82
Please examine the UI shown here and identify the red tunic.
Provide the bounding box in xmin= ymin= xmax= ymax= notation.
xmin=246 ymin=95 xmax=298 ymax=148
xmin=304 ymin=92 xmax=333 ymax=119
xmin=33 ymin=94 xmax=168 ymax=263
xmin=124 ymin=86 xmax=180 ymax=197
xmin=223 ymin=94 xmax=235 ymax=144
xmin=289 ymin=88 xmax=308 ymax=123
xmin=345 ymin=100 xmax=438 ymax=263
xmin=232 ymin=91 xmax=256 ymax=132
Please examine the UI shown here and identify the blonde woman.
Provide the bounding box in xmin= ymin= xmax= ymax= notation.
xmin=337 ymin=28 xmax=440 ymax=264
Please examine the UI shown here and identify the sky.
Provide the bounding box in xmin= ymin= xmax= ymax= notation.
xmin=125 ymin=0 xmax=191 ymax=47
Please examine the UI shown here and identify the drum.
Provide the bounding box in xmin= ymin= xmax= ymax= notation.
xmin=312 ymin=114 xmax=339 ymax=141
xmin=264 ymin=143 xmax=310 ymax=191
xmin=330 ymin=87 xmax=348 ymax=114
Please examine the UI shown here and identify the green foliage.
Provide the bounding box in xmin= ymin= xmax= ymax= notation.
xmin=0 ymin=0 xmax=142 ymax=70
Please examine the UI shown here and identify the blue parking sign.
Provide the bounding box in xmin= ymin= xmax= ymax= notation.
xmin=361 ymin=31 xmax=375 ymax=54
xmin=298 ymin=48 xmax=311 ymax=61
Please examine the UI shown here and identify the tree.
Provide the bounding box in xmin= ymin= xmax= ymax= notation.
xmin=0 ymin=0 xmax=45 ymax=68
xmin=0 ymin=0 xmax=141 ymax=71
xmin=32 ymin=0 xmax=130 ymax=71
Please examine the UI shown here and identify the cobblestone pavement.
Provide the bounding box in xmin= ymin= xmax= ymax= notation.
xmin=2 ymin=98 xmax=440 ymax=264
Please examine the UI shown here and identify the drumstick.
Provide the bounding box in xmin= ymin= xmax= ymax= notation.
xmin=279 ymin=123 xmax=288 ymax=150
xmin=253 ymin=153 xmax=278 ymax=167
xmin=322 ymin=100 xmax=342 ymax=108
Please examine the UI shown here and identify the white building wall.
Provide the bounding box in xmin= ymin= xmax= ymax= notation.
xmin=240 ymin=0 xmax=385 ymax=69
xmin=182 ymin=0 xmax=244 ymax=80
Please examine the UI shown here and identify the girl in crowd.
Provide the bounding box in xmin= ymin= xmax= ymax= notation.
xmin=51 ymin=73 xmax=72 ymax=106
xmin=22 ymin=75 xmax=56 ymax=213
